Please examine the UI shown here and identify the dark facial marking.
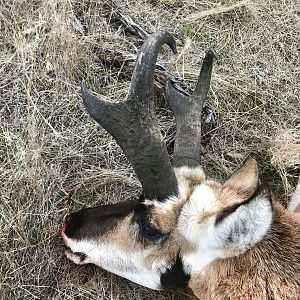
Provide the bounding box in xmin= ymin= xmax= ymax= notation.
xmin=65 ymin=249 xmax=87 ymax=262
xmin=160 ymin=255 xmax=190 ymax=290
xmin=74 ymin=251 xmax=87 ymax=262
xmin=133 ymin=203 xmax=168 ymax=244
xmin=65 ymin=199 xmax=140 ymax=240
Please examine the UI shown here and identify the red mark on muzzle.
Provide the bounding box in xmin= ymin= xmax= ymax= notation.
xmin=61 ymin=223 xmax=69 ymax=246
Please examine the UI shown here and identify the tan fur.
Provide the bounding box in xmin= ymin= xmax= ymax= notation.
xmin=64 ymin=159 xmax=300 ymax=298
xmin=99 ymin=213 xmax=180 ymax=270
xmin=142 ymin=161 xmax=300 ymax=299
xmin=179 ymin=160 xmax=300 ymax=299
xmin=224 ymin=158 xmax=259 ymax=190
xmin=221 ymin=158 xmax=259 ymax=206
xmin=151 ymin=191 xmax=194 ymax=233
xmin=151 ymin=167 xmax=205 ymax=232
xmin=151 ymin=199 xmax=187 ymax=233
xmin=182 ymin=169 xmax=206 ymax=186
xmin=188 ymin=203 xmax=300 ymax=300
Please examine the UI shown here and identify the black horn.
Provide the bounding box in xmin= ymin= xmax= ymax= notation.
xmin=166 ymin=50 xmax=217 ymax=167
xmin=81 ymin=32 xmax=178 ymax=201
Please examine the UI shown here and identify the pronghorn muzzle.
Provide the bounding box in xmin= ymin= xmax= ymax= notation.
xmin=62 ymin=199 xmax=139 ymax=242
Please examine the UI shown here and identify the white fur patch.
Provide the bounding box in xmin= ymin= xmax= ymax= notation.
xmin=288 ymin=178 xmax=300 ymax=212
xmin=215 ymin=193 xmax=273 ymax=257
xmin=174 ymin=166 xmax=205 ymax=197
xmin=143 ymin=195 xmax=180 ymax=211
xmin=178 ymin=183 xmax=218 ymax=244
xmin=180 ymin=187 xmax=273 ymax=275
xmin=142 ymin=166 xmax=205 ymax=216
xmin=179 ymin=184 xmax=221 ymax=275
xmin=183 ymin=248 xmax=218 ymax=275
xmin=64 ymin=234 xmax=168 ymax=290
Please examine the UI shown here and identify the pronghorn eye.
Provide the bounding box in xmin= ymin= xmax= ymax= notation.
xmin=137 ymin=215 xmax=164 ymax=241
xmin=141 ymin=221 xmax=162 ymax=239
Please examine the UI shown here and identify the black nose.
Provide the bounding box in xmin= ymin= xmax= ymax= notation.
xmin=63 ymin=213 xmax=78 ymax=238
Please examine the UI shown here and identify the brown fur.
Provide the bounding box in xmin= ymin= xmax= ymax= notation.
xmin=188 ymin=202 xmax=300 ymax=300
xmin=220 ymin=158 xmax=259 ymax=206
xmin=63 ymin=158 xmax=300 ymax=298
xmin=151 ymin=169 xmax=204 ymax=232
xmin=223 ymin=158 xmax=259 ymax=192
xmin=100 ymin=213 xmax=180 ymax=270
xmin=176 ymin=159 xmax=300 ymax=299
xmin=152 ymin=161 xmax=300 ymax=299
xmin=152 ymin=198 xmax=189 ymax=233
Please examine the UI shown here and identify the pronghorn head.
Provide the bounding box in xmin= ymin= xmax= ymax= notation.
xmin=61 ymin=32 xmax=273 ymax=291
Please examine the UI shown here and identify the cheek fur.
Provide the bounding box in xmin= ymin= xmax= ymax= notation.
xmin=64 ymin=237 xmax=169 ymax=290
xmin=92 ymin=243 xmax=169 ymax=290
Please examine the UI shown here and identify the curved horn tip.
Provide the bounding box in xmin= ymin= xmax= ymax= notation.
xmin=167 ymin=34 xmax=177 ymax=54
xmin=154 ymin=31 xmax=177 ymax=54
xmin=169 ymin=39 xmax=177 ymax=54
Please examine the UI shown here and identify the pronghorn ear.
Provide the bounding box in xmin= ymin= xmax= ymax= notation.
xmin=221 ymin=157 xmax=259 ymax=204
xmin=215 ymin=185 xmax=273 ymax=256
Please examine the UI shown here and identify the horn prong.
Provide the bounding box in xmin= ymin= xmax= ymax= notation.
xmin=166 ymin=50 xmax=217 ymax=167
xmin=81 ymin=32 xmax=178 ymax=201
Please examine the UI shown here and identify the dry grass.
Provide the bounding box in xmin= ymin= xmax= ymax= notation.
xmin=0 ymin=0 xmax=299 ymax=299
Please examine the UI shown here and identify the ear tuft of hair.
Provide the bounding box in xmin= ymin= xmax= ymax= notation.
xmin=215 ymin=185 xmax=273 ymax=257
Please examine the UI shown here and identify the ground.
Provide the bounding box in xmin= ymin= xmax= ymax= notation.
xmin=0 ymin=0 xmax=299 ymax=299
